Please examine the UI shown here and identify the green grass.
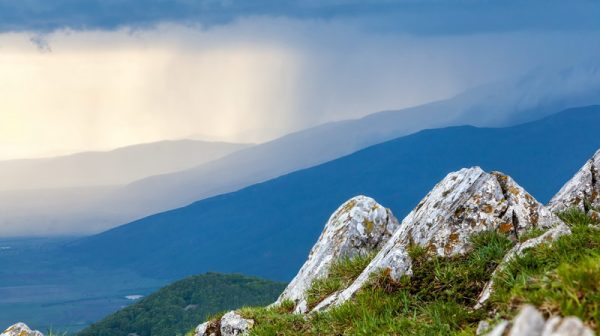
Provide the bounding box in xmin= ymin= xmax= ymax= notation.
xmin=305 ymin=252 xmax=376 ymax=309
xmin=220 ymin=209 xmax=600 ymax=335
xmin=236 ymin=231 xmax=513 ymax=335
xmin=518 ymin=227 xmax=547 ymax=243
xmin=488 ymin=209 xmax=600 ymax=330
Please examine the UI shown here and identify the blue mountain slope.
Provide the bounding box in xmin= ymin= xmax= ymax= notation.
xmin=66 ymin=106 xmax=600 ymax=281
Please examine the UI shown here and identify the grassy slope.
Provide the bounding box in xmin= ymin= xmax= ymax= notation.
xmin=231 ymin=210 xmax=599 ymax=335
xmin=78 ymin=273 xmax=285 ymax=336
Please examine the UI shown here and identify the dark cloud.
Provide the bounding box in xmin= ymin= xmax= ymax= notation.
xmin=1 ymin=0 xmax=600 ymax=34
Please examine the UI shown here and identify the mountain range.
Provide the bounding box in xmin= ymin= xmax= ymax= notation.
xmin=1 ymin=63 xmax=599 ymax=235
xmin=63 ymin=105 xmax=600 ymax=282
xmin=0 ymin=140 xmax=249 ymax=191
xmin=2 ymin=105 xmax=599 ymax=332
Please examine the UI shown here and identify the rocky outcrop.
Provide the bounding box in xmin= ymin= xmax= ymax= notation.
xmin=195 ymin=321 xmax=217 ymax=336
xmin=220 ymin=312 xmax=254 ymax=336
xmin=548 ymin=150 xmax=600 ymax=213
xmin=274 ymin=196 xmax=399 ymax=313
xmin=312 ymin=167 xmax=563 ymax=311
xmin=1 ymin=323 xmax=44 ymax=336
xmin=195 ymin=311 xmax=254 ymax=336
xmin=484 ymin=305 xmax=594 ymax=336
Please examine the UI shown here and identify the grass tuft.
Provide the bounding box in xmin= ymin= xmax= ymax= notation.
xmin=305 ymin=252 xmax=376 ymax=309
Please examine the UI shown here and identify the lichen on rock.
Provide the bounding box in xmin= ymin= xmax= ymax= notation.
xmin=1 ymin=323 xmax=44 ymax=336
xmin=220 ymin=311 xmax=254 ymax=336
xmin=194 ymin=320 xmax=219 ymax=336
xmin=274 ymin=195 xmax=399 ymax=313
xmin=548 ymin=149 xmax=600 ymax=213
xmin=195 ymin=311 xmax=254 ymax=336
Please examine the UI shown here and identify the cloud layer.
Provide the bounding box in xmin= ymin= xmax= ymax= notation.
xmin=2 ymin=16 xmax=600 ymax=160
xmin=2 ymin=0 xmax=600 ymax=34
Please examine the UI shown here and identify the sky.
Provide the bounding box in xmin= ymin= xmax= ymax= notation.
xmin=1 ymin=1 xmax=600 ymax=160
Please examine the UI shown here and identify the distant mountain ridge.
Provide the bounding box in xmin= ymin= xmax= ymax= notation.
xmin=64 ymin=105 xmax=600 ymax=282
xmin=113 ymin=63 xmax=600 ymax=216
xmin=0 ymin=140 xmax=249 ymax=191
xmin=2 ymin=64 xmax=599 ymax=235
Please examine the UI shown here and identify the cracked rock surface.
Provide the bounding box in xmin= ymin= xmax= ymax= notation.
xmin=1 ymin=323 xmax=44 ymax=336
xmin=313 ymin=167 xmax=563 ymax=311
xmin=548 ymin=149 xmax=600 ymax=213
xmin=274 ymin=195 xmax=399 ymax=313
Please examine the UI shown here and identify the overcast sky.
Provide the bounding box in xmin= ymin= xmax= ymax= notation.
xmin=1 ymin=1 xmax=600 ymax=160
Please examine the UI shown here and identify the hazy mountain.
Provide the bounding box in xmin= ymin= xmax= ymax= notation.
xmin=0 ymin=140 xmax=249 ymax=191
xmin=64 ymin=106 xmax=600 ymax=281
xmin=1 ymin=64 xmax=599 ymax=235
xmin=113 ymin=63 xmax=600 ymax=215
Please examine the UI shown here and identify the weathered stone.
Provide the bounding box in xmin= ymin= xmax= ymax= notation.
xmin=194 ymin=321 xmax=212 ymax=336
xmin=548 ymin=150 xmax=600 ymax=213
xmin=486 ymin=320 xmax=509 ymax=336
xmin=546 ymin=316 xmax=595 ymax=336
xmin=1 ymin=323 xmax=44 ymax=336
xmin=313 ymin=167 xmax=563 ymax=311
xmin=486 ymin=305 xmax=594 ymax=336
xmin=476 ymin=320 xmax=491 ymax=335
xmin=508 ymin=305 xmax=545 ymax=336
xmin=476 ymin=222 xmax=571 ymax=308
xmin=275 ymin=195 xmax=399 ymax=313
xmin=542 ymin=316 xmax=564 ymax=336
xmin=220 ymin=311 xmax=254 ymax=336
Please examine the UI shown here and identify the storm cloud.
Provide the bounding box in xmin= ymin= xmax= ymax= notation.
xmin=1 ymin=0 xmax=600 ymax=34
xmin=1 ymin=1 xmax=600 ymax=160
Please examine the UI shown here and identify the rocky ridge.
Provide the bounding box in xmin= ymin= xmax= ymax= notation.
xmin=194 ymin=151 xmax=599 ymax=335
xmin=314 ymin=167 xmax=564 ymax=311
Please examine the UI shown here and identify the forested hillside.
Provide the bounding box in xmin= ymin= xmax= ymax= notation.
xmin=78 ymin=273 xmax=285 ymax=336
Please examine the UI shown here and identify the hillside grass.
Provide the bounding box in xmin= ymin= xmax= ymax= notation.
xmin=488 ymin=208 xmax=600 ymax=329
xmin=305 ymin=252 xmax=376 ymax=309
xmin=227 ymin=209 xmax=600 ymax=335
